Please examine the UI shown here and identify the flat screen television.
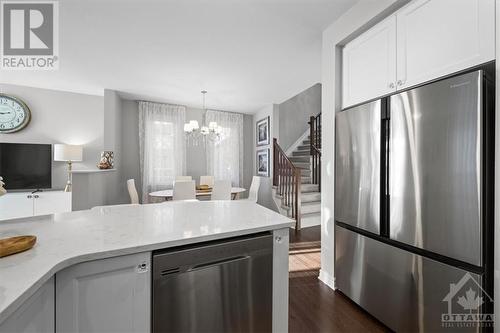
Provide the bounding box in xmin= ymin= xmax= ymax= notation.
xmin=0 ymin=143 xmax=52 ymax=190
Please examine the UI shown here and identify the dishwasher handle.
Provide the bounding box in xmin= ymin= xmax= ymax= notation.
xmin=159 ymin=255 xmax=250 ymax=277
xmin=189 ymin=255 xmax=250 ymax=271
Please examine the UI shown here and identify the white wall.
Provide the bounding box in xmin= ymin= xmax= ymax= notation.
xmin=0 ymin=84 xmax=104 ymax=190
xmin=320 ymin=0 xmax=406 ymax=289
xmin=253 ymin=104 xmax=279 ymax=211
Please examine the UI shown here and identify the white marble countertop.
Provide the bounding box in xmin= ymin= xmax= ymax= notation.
xmin=0 ymin=201 xmax=294 ymax=323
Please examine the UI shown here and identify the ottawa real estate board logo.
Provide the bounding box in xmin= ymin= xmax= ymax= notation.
xmin=442 ymin=273 xmax=494 ymax=329
xmin=0 ymin=1 xmax=59 ymax=70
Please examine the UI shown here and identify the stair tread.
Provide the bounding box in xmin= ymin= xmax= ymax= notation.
xmin=301 ymin=212 xmax=321 ymax=218
xmin=301 ymin=200 xmax=321 ymax=205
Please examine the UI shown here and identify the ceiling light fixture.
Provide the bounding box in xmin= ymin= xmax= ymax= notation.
xmin=184 ymin=90 xmax=222 ymax=145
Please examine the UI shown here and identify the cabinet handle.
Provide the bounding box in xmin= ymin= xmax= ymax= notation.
xmin=388 ymin=82 xmax=395 ymax=89
xmin=397 ymin=80 xmax=404 ymax=86
xmin=27 ymin=195 xmax=33 ymax=199
xmin=136 ymin=262 xmax=149 ymax=273
xmin=34 ymin=195 xmax=39 ymax=199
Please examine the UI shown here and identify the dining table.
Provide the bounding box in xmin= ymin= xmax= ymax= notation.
xmin=149 ymin=187 xmax=246 ymax=200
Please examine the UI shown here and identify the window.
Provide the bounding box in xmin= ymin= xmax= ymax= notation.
xmin=139 ymin=102 xmax=186 ymax=202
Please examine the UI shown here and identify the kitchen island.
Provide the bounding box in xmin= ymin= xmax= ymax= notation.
xmin=0 ymin=201 xmax=294 ymax=332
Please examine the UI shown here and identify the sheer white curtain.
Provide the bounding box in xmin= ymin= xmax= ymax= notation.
xmin=206 ymin=110 xmax=243 ymax=186
xmin=139 ymin=101 xmax=186 ymax=202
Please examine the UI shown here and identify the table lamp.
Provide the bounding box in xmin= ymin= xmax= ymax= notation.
xmin=54 ymin=144 xmax=83 ymax=192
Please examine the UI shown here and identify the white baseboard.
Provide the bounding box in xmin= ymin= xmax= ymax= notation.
xmin=318 ymin=269 xmax=335 ymax=290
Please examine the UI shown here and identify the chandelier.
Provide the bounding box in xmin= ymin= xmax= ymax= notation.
xmin=184 ymin=90 xmax=222 ymax=145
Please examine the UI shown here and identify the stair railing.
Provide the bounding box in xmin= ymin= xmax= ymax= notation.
xmin=309 ymin=113 xmax=322 ymax=191
xmin=273 ymin=138 xmax=301 ymax=229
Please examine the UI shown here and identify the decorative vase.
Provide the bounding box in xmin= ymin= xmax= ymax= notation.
xmin=97 ymin=151 xmax=114 ymax=169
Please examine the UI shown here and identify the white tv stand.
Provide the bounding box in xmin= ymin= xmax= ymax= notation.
xmin=0 ymin=190 xmax=72 ymax=221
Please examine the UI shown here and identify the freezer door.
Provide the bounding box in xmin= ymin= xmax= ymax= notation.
xmin=335 ymin=100 xmax=381 ymax=234
xmin=390 ymin=70 xmax=482 ymax=266
xmin=335 ymin=226 xmax=486 ymax=333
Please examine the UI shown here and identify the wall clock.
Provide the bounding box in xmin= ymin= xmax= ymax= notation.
xmin=0 ymin=94 xmax=31 ymax=133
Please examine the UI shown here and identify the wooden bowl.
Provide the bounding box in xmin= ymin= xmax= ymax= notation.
xmin=0 ymin=235 xmax=37 ymax=258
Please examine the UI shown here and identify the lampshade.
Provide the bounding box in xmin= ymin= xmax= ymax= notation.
xmin=189 ymin=120 xmax=199 ymax=130
xmin=54 ymin=144 xmax=83 ymax=162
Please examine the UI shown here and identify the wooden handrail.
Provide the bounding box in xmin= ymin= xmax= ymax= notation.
xmin=309 ymin=113 xmax=321 ymax=191
xmin=273 ymin=138 xmax=301 ymax=230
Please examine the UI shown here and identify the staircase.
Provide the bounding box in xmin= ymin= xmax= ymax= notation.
xmin=272 ymin=114 xmax=321 ymax=229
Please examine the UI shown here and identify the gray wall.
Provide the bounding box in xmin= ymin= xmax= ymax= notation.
xmin=278 ymin=83 xmax=321 ymax=151
xmin=73 ymin=89 xmax=128 ymax=211
xmin=0 ymin=84 xmax=104 ymax=191
xmin=120 ymin=101 xmax=254 ymax=201
xmin=253 ymin=104 xmax=279 ymax=211
xmin=185 ymin=107 xmax=207 ymax=182
xmin=121 ymin=99 xmax=142 ymax=203
xmin=242 ymin=113 xmax=253 ymax=197
xmin=103 ymin=89 xmax=127 ymax=205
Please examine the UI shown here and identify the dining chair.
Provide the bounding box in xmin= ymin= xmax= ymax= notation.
xmin=211 ymin=180 xmax=232 ymax=200
xmin=173 ymin=180 xmax=196 ymax=200
xmin=127 ymin=179 xmax=140 ymax=204
xmin=243 ymin=176 xmax=261 ymax=203
xmin=199 ymin=175 xmax=214 ymax=187
xmin=175 ymin=176 xmax=192 ymax=182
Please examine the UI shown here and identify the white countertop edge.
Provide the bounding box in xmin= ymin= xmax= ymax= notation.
xmin=0 ymin=221 xmax=294 ymax=324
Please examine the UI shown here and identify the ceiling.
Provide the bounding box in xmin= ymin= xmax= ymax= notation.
xmin=0 ymin=0 xmax=357 ymax=113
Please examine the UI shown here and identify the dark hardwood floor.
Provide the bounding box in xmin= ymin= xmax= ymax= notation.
xmin=288 ymin=226 xmax=389 ymax=333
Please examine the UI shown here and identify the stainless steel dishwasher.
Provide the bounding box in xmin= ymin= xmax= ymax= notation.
xmin=152 ymin=233 xmax=273 ymax=333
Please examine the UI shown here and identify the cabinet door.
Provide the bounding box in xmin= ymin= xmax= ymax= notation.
xmin=0 ymin=192 xmax=34 ymax=220
xmin=342 ymin=15 xmax=397 ymax=108
xmin=0 ymin=277 xmax=55 ymax=333
xmin=396 ymin=0 xmax=495 ymax=89
xmin=56 ymin=252 xmax=151 ymax=333
xmin=33 ymin=191 xmax=72 ymax=216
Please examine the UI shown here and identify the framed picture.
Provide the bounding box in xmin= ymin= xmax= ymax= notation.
xmin=256 ymin=148 xmax=270 ymax=177
xmin=256 ymin=116 xmax=270 ymax=146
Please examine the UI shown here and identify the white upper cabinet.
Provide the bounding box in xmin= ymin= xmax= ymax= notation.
xmin=396 ymin=0 xmax=495 ymax=90
xmin=341 ymin=0 xmax=495 ymax=108
xmin=342 ymin=16 xmax=397 ymax=108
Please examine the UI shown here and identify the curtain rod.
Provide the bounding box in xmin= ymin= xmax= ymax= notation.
xmin=135 ymin=100 xmax=245 ymax=116
xmin=135 ymin=99 xmax=186 ymax=108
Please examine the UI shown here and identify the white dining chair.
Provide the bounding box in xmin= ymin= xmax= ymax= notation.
xmin=173 ymin=180 xmax=196 ymax=200
xmin=127 ymin=179 xmax=140 ymax=204
xmin=211 ymin=180 xmax=232 ymax=200
xmin=199 ymin=175 xmax=214 ymax=187
xmin=242 ymin=176 xmax=261 ymax=202
xmin=175 ymin=176 xmax=192 ymax=182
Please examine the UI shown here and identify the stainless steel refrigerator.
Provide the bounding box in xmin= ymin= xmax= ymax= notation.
xmin=335 ymin=69 xmax=494 ymax=332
